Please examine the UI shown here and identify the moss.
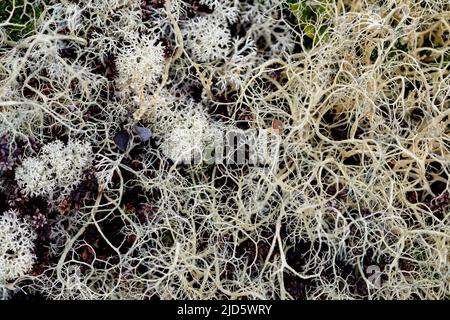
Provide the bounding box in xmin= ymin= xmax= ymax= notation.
xmin=162 ymin=229 xmax=174 ymax=247
xmin=393 ymin=39 xmax=408 ymax=52
xmin=0 ymin=0 xmax=45 ymax=42
xmin=370 ymin=47 xmax=379 ymax=63
xmin=287 ymin=0 xmax=331 ymax=45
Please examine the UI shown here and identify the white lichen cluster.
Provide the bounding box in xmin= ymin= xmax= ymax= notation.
xmin=15 ymin=140 xmax=93 ymax=199
xmin=159 ymin=106 xmax=218 ymax=164
xmin=0 ymin=210 xmax=36 ymax=283
xmin=182 ymin=14 xmax=232 ymax=63
xmin=116 ymin=36 xmax=165 ymax=96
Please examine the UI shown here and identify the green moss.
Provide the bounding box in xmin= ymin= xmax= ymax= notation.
xmin=370 ymin=47 xmax=379 ymax=63
xmin=287 ymin=0 xmax=332 ymax=45
xmin=392 ymin=39 xmax=408 ymax=52
xmin=162 ymin=229 xmax=175 ymax=247
xmin=0 ymin=0 xmax=45 ymax=42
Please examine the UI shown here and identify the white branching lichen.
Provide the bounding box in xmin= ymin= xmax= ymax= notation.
xmin=159 ymin=106 xmax=218 ymax=164
xmin=0 ymin=210 xmax=36 ymax=283
xmin=182 ymin=14 xmax=232 ymax=63
xmin=15 ymin=140 xmax=93 ymax=199
xmin=116 ymin=36 xmax=165 ymax=96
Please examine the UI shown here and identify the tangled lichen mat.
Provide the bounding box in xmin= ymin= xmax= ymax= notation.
xmin=0 ymin=0 xmax=449 ymax=300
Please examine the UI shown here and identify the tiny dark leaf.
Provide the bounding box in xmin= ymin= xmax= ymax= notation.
xmin=134 ymin=126 xmax=152 ymax=142
xmin=114 ymin=131 xmax=130 ymax=152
